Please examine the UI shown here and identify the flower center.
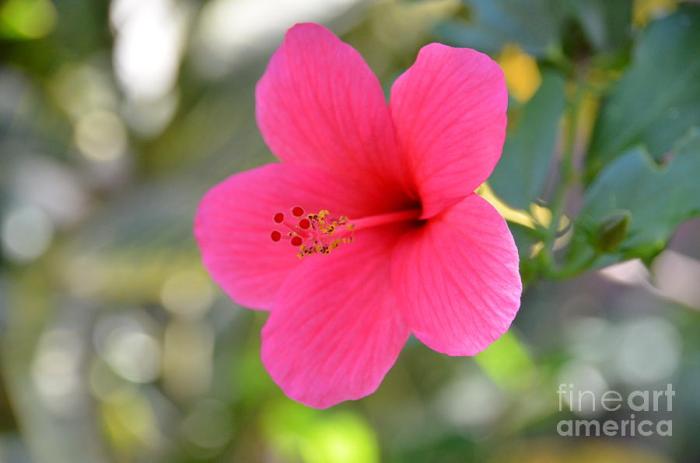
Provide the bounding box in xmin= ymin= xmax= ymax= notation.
xmin=270 ymin=207 xmax=355 ymax=258
xmin=270 ymin=206 xmax=421 ymax=258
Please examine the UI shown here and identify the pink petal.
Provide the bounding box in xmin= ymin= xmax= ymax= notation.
xmin=256 ymin=23 xmax=414 ymax=202
xmin=194 ymin=163 xmax=382 ymax=310
xmin=390 ymin=44 xmax=508 ymax=218
xmin=261 ymin=226 xmax=409 ymax=408
xmin=392 ymin=194 xmax=521 ymax=356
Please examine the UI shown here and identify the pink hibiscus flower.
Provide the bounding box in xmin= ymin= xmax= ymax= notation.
xmin=195 ymin=23 xmax=522 ymax=408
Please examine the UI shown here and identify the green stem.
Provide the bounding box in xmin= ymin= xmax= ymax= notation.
xmin=549 ymin=251 xmax=600 ymax=280
xmin=540 ymin=83 xmax=584 ymax=277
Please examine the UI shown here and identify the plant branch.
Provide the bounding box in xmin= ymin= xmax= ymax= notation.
xmin=539 ymin=82 xmax=584 ymax=277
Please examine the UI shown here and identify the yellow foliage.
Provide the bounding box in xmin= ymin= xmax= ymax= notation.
xmin=633 ymin=0 xmax=677 ymax=26
xmin=498 ymin=43 xmax=542 ymax=103
xmin=478 ymin=183 xmax=548 ymax=229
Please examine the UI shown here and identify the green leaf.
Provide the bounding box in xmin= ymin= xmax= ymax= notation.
xmin=567 ymin=0 xmax=632 ymax=53
xmin=435 ymin=0 xmax=632 ymax=58
xmin=595 ymin=211 xmax=630 ymax=253
xmin=0 ymin=0 xmax=56 ymax=40
xmin=476 ymin=331 xmax=535 ymax=391
xmin=587 ymin=6 xmax=700 ymax=178
xmin=574 ymin=130 xmax=700 ymax=263
xmin=490 ymin=71 xmax=566 ymax=209
xmin=436 ymin=0 xmax=565 ymax=57
xmin=262 ymin=403 xmax=380 ymax=463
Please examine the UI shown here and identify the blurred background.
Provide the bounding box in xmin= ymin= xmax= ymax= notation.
xmin=1 ymin=0 xmax=700 ymax=461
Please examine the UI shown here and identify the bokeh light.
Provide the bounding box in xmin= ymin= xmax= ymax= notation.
xmin=1 ymin=205 xmax=53 ymax=263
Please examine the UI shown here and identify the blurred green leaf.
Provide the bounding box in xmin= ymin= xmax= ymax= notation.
xmin=594 ymin=211 xmax=631 ymax=253
xmin=263 ymin=402 xmax=379 ymax=463
xmin=475 ymin=331 xmax=535 ymax=391
xmin=587 ymin=5 xmax=700 ymax=178
xmin=567 ymin=0 xmax=632 ymax=53
xmin=0 ymin=0 xmax=56 ymax=40
xmin=490 ymin=71 xmax=566 ymax=209
xmin=508 ymin=222 xmax=541 ymax=285
xmin=436 ymin=0 xmax=631 ymax=59
xmin=391 ymin=435 xmax=477 ymax=463
xmin=436 ymin=0 xmax=564 ymax=57
xmin=490 ymin=440 xmax=673 ymax=463
xmin=572 ymin=130 xmax=700 ymax=263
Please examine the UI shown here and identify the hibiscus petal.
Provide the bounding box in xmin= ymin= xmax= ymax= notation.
xmin=261 ymin=226 xmax=409 ymax=408
xmin=390 ymin=44 xmax=508 ymax=218
xmin=392 ymin=194 xmax=521 ymax=356
xmin=194 ymin=163 xmax=379 ymax=309
xmin=256 ymin=23 xmax=413 ymax=201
